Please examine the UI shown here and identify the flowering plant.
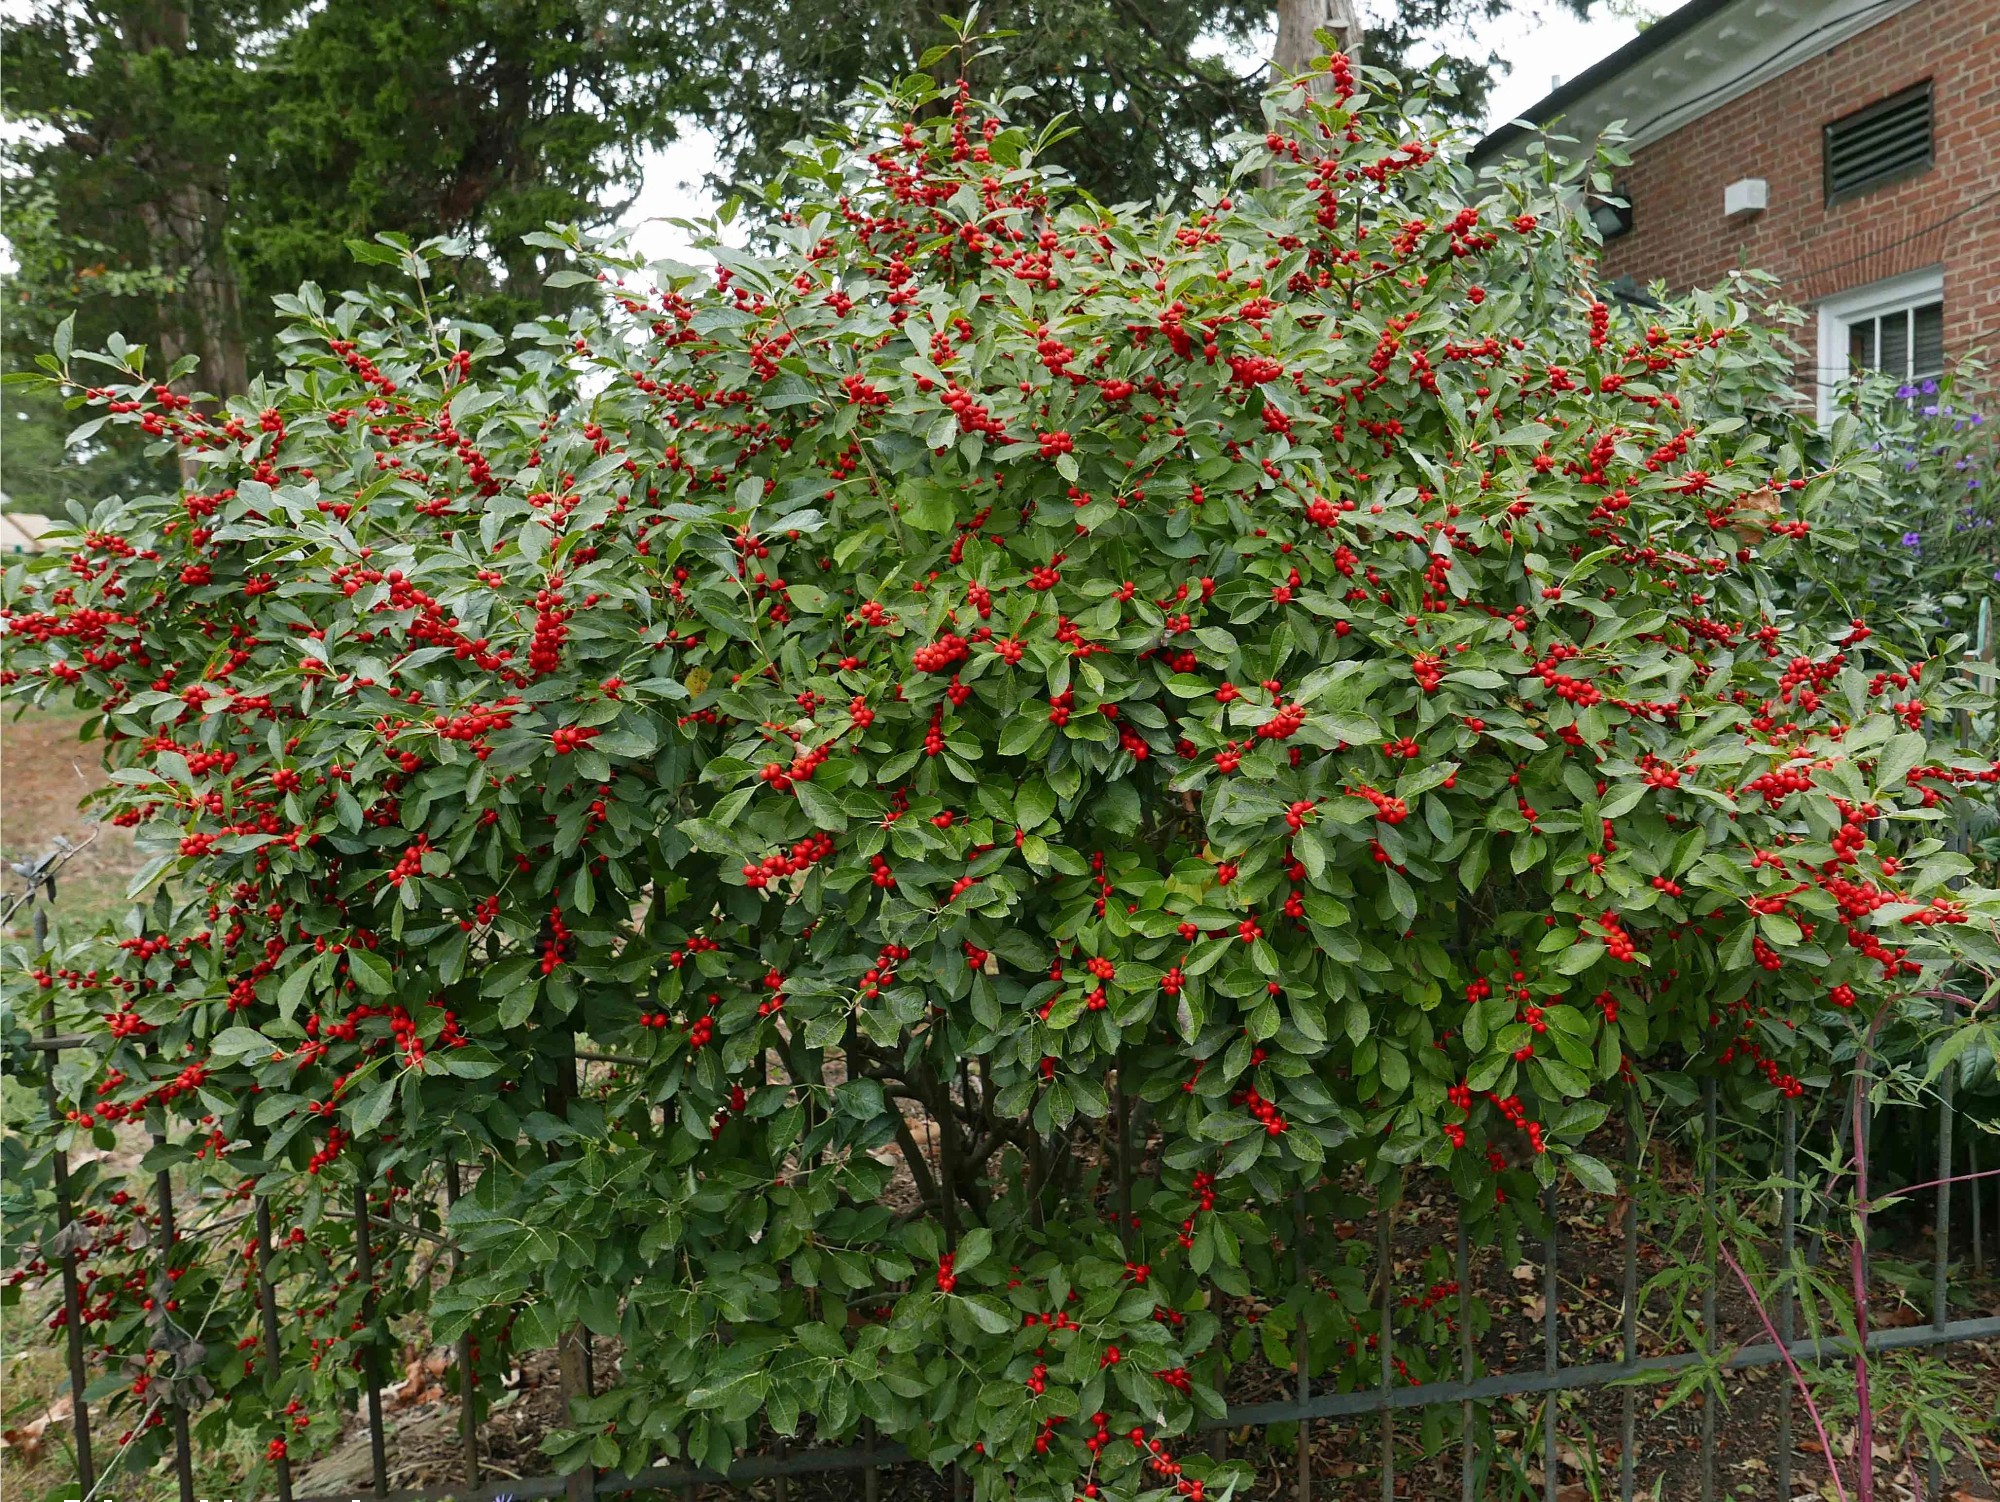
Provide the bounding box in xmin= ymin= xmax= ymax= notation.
xmin=1807 ymin=363 xmax=1999 ymax=653
xmin=4 ymin=52 xmax=1997 ymax=1498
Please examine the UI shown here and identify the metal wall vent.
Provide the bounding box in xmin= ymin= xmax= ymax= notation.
xmin=1825 ymin=82 xmax=1933 ymax=203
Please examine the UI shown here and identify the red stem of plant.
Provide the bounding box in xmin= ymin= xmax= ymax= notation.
xmin=1862 ymin=1163 xmax=2000 ymax=1206
xmin=1717 ymin=1243 xmax=1850 ymax=1502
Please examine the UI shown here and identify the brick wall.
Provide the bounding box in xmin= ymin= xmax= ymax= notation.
xmin=1598 ymin=0 xmax=2000 ymax=397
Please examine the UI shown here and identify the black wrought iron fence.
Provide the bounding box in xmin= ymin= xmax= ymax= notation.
xmin=11 ymin=606 xmax=1998 ymax=1502
xmin=15 ymin=948 xmax=1999 ymax=1502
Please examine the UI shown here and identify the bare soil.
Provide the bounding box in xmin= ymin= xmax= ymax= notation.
xmin=1 ymin=704 xmax=143 ymax=938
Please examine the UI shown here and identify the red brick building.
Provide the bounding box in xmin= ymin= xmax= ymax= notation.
xmin=1473 ymin=0 xmax=2000 ymax=419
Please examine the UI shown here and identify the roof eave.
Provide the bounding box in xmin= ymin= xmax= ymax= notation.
xmin=1469 ymin=0 xmax=1742 ymax=163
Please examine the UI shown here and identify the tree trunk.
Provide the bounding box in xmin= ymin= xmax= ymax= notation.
xmin=123 ymin=0 xmax=249 ymax=399
xmin=1271 ymin=0 xmax=1363 ymax=94
xmin=1264 ymin=0 xmax=1364 ymax=188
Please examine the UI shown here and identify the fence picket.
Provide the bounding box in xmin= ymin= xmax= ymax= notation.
xmin=1971 ymin=1131 xmax=1985 ymax=1279
xmin=1928 ymin=1061 xmax=1955 ymax=1501
xmin=254 ymin=1196 xmax=295 ymax=1502
xmin=1293 ymin=1189 xmax=1310 ymax=1502
xmin=1777 ymin=1099 xmax=1797 ymax=1502
xmin=1619 ymin=1100 xmax=1640 ymax=1502
xmin=1376 ymin=1196 xmax=1393 ymax=1502
xmin=1698 ymin=1080 xmax=1717 ymax=1502
xmin=149 ymin=1084 xmax=196 ymax=1502
xmin=444 ymin=1158 xmax=480 ymax=1489
xmin=352 ymin=1177 xmax=389 ymax=1497
xmin=1456 ymin=1213 xmax=1474 ymax=1502
xmin=40 ymin=993 xmax=96 ymax=1493
xmin=1541 ymin=1180 xmax=1558 ymax=1502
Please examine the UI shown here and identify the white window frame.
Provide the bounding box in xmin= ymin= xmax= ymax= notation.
xmin=1815 ymin=265 xmax=1945 ymax=425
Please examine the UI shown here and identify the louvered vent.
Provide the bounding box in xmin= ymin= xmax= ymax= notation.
xmin=1825 ymin=83 xmax=1932 ymax=202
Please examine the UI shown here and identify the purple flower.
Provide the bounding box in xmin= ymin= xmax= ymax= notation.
xmin=1900 ymin=530 xmax=1923 ymax=547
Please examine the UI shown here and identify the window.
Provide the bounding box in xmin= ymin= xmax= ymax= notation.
xmin=1815 ymin=267 xmax=1945 ymax=423
xmin=1824 ymin=82 xmax=1933 ymax=203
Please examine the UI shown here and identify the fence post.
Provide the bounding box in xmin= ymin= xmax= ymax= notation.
xmin=352 ymin=1174 xmax=390 ymax=1496
xmin=550 ymin=1045 xmax=597 ymax=1502
xmin=148 ymin=1060 xmax=196 ymax=1502
xmin=1697 ymin=1079 xmax=1717 ymax=1502
xmin=254 ymin=1195 xmax=295 ymax=1502
xmin=445 ymin=1156 xmax=480 ymax=1490
xmin=1926 ymin=1050 xmax=1954 ymax=1501
xmin=1376 ymin=1187 xmax=1393 ymax=1502
xmin=1541 ymin=1178 xmax=1558 ymax=1502
xmin=1618 ymin=1096 xmax=1640 ymax=1502
xmin=1970 ymin=1131 xmax=1984 ymax=1280
xmin=1853 ymin=1049 xmax=1876 ymax=1502
xmin=1293 ymin=1188 xmax=1310 ymax=1502
xmin=1456 ymin=1212 xmax=1474 ymax=1502
xmin=1776 ymin=1097 xmax=1797 ymax=1502
xmin=30 ymin=872 xmax=97 ymax=1495
xmin=939 ymin=1059 xmax=964 ymax=1502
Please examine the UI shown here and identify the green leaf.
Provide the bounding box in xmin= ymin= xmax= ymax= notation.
xmin=276 ymin=958 xmax=320 ymax=1022
xmin=960 ymin=1295 xmax=1015 ymax=1334
xmin=348 ymin=1075 xmax=398 ymax=1136
xmin=953 ymin=1227 xmax=995 ymax=1274
xmin=792 ymin=778 xmax=848 ymax=831
xmin=1566 ymin=1152 xmax=1618 ymax=1195
xmin=1874 ymin=732 xmax=1926 ymax=796
xmin=348 ymin=948 xmax=394 ymax=996
xmin=1014 ymin=780 xmax=1057 ymax=830
xmin=1555 ymin=939 xmax=1605 ymax=975
xmin=211 ymin=1026 xmax=272 ymax=1062
xmin=900 ymin=477 xmax=957 ymax=532
xmin=499 ymin=979 xmax=540 ymax=1030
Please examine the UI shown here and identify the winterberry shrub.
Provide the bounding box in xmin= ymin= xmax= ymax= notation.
xmin=5 ymin=54 xmax=1998 ymax=1499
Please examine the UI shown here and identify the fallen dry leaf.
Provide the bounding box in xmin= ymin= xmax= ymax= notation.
xmin=0 ymin=1393 xmax=73 ymax=1465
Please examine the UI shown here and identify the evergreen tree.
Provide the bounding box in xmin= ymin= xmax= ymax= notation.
xmin=2 ymin=0 xmax=702 ymax=395
xmin=683 ymin=0 xmax=1593 ymax=208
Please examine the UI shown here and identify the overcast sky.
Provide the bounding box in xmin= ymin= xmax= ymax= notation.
xmin=617 ymin=1 xmax=1659 ymax=263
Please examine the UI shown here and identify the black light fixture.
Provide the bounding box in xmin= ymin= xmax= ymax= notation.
xmin=1602 ymin=274 xmax=1665 ymax=311
xmin=1587 ymin=183 xmax=1634 ymax=240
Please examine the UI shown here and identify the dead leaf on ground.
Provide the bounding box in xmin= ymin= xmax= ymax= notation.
xmin=1 ymin=1393 xmax=74 ymax=1464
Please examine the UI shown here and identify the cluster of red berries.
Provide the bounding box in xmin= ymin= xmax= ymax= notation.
xmin=742 ymin=832 xmax=836 ymax=888
xmin=1350 ymin=785 xmax=1409 ymax=824
xmin=912 ymin=633 xmax=969 ymax=672
xmin=1230 ymin=1085 xmax=1288 ymax=1136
